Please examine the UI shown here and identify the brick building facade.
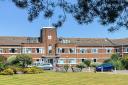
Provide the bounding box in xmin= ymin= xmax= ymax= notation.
xmin=0 ymin=27 xmax=128 ymax=65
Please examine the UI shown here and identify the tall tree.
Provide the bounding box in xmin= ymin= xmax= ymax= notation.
xmin=11 ymin=0 xmax=128 ymax=32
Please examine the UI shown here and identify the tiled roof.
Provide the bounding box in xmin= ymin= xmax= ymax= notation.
xmin=0 ymin=36 xmax=28 ymax=45
xmin=0 ymin=36 xmax=40 ymax=45
xmin=58 ymin=38 xmax=128 ymax=46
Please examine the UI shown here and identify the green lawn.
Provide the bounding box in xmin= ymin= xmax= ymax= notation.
xmin=0 ymin=71 xmax=128 ymax=85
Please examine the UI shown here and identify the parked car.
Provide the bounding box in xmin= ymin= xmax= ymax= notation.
xmin=37 ymin=63 xmax=53 ymax=70
xmin=95 ymin=63 xmax=113 ymax=72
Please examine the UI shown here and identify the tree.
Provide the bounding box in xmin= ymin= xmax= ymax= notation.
xmin=11 ymin=0 xmax=128 ymax=32
xmin=16 ymin=54 xmax=32 ymax=68
xmin=7 ymin=55 xmax=18 ymax=65
xmin=76 ymin=63 xmax=86 ymax=72
xmin=121 ymin=55 xmax=128 ymax=70
xmin=104 ymin=54 xmax=124 ymax=70
xmin=83 ymin=60 xmax=91 ymax=67
xmin=0 ymin=56 xmax=6 ymax=72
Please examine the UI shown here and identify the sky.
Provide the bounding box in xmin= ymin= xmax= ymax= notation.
xmin=0 ymin=0 xmax=128 ymax=39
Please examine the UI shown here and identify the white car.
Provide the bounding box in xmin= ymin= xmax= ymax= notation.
xmin=37 ymin=63 xmax=53 ymax=70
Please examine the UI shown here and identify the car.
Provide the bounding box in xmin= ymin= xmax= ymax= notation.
xmin=95 ymin=63 xmax=113 ymax=72
xmin=37 ymin=63 xmax=53 ymax=70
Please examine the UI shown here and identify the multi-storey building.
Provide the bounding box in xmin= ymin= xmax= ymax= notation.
xmin=0 ymin=27 xmax=128 ymax=65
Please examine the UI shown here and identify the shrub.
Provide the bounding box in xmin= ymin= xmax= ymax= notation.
xmin=63 ymin=64 xmax=69 ymax=72
xmin=91 ymin=62 xmax=101 ymax=67
xmin=83 ymin=60 xmax=91 ymax=67
xmin=121 ymin=55 xmax=128 ymax=70
xmin=5 ymin=66 xmax=22 ymax=74
xmin=7 ymin=55 xmax=17 ymax=65
xmin=23 ymin=67 xmax=44 ymax=74
xmin=76 ymin=63 xmax=86 ymax=71
xmin=0 ymin=68 xmax=14 ymax=75
xmin=16 ymin=54 xmax=33 ymax=68
xmin=0 ymin=63 xmax=4 ymax=72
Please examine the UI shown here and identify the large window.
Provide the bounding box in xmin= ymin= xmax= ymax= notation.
xmin=58 ymin=59 xmax=65 ymax=64
xmin=92 ymin=48 xmax=98 ymax=53
xmin=69 ymin=48 xmax=76 ymax=54
xmin=48 ymin=45 xmax=52 ymax=54
xmin=57 ymin=48 xmax=65 ymax=53
xmin=9 ymin=48 xmax=17 ymax=53
xmin=79 ymin=48 xmax=86 ymax=53
xmin=22 ymin=48 xmax=32 ymax=53
xmin=36 ymin=48 xmax=44 ymax=53
xmin=124 ymin=48 xmax=128 ymax=53
xmin=68 ymin=58 xmax=76 ymax=64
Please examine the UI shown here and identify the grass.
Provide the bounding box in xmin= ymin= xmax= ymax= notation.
xmin=0 ymin=71 xmax=128 ymax=85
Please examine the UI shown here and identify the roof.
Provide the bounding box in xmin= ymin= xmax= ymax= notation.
xmin=58 ymin=38 xmax=128 ymax=47
xmin=0 ymin=36 xmax=39 ymax=46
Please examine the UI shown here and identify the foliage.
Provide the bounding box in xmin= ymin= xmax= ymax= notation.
xmin=16 ymin=54 xmax=32 ymax=68
xmin=76 ymin=63 xmax=86 ymax=71
xmin=0 ymin=56 xmax=6 ymax=63
xmin=0 ymin=63 xmax=4 ymax=72
xmin=7 ymin=55 xmax=18 ymax=65
xmin=83 ymin=60 xmax=91 ymax=67
xmin=104 ymin=54 xmax=124 ymax=70
xmin=5 ymin=66 xmax=22 ymax=74
xmin=63 ymin=64 xmax=69 ymax=72
xmin=11 ymin=0 xmax=128 ymax=31
xmin=23 ymin=67 xmax=44 ymax=74
xmin=0 ymin=56 xmax=6 ymax=72
xmin=121 ymin=55 xmax=128 ymax=70
xmin=90 ymin=62 xmax=101 ymax=67
xmin=0 ymin=68 xmax=14 ymax=75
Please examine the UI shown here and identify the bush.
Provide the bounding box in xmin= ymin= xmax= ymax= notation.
xmin=16 ymin=54 xmax=33 ymax=68
xmin=91 ymin=62 xmax=101 ymax=67
xmin=0 ymin=68 xmax=14 ymax=75
xmin=83 ymin=60 xmax=91 ymax=67
xmin=121 ymin=55 xmax=128 ymax=70
xmin=23 ymin=67 xmax=44 ymax=74
xmin=76 ymin=63 xmax=86 ymax=71
xmin=0 ymin=63 xmax=5 ymax=72
xmin=63 ymin=64 xmax=69 ymax=72
xmin=7 ymin=55 xmax=17 ymax=65
xmin=5 ymin=66 xmax=22 ymax=74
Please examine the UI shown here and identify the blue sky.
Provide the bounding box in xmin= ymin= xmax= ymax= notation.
xmin=0 ymin=0 xmax=128 ymax=38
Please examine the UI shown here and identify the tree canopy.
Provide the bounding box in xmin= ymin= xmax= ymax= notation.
xmin=11 ymin=0 xmax=128 ymax=32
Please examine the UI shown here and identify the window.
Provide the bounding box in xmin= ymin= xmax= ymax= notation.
xmin=80 ymin=48 xmax=86 ymax=53
xmin=9 ymin=48 xmax=16 ymax=53
xmin=0 ymin=48 xmax=3 ymax=53
xmin=22 ymin=48 xmax=32 ymax=53
xmin=48 ymin=45 xmax=52 ymax=54
xmin=69 ymin=48 xmax=76 ymax=54
xmin=124 ymin=48 xmax=128 ymax=52
xmin=61 ymin=40 xmax=71 ymax=44
xmin=115 ymin=48 xmax=120 ymax=53
xmin=48 ymin=35 xmax=52 ymax=39
xmin=69 ymin=58 xmax=76 ymax=64
xmin=57 ymin=48 xmax=65 ymax=53
xmin=58 ymin=59 xmax=65 ymax=64
xmin=81 ymin=59 xmax=86 ymax=62
xmin=36 ymin=48 xmax=44 ymax=53
xmin=93 ymin=59 xmax=97 ymax=62
xmin=92 ymin=48 xmax=98 ymax=53
xmin=106 ymin=48 xmax=112 ymax=53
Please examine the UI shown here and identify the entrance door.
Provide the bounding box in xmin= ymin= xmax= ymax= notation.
xmin=48 ymin=59 xmax=53 ymax=64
